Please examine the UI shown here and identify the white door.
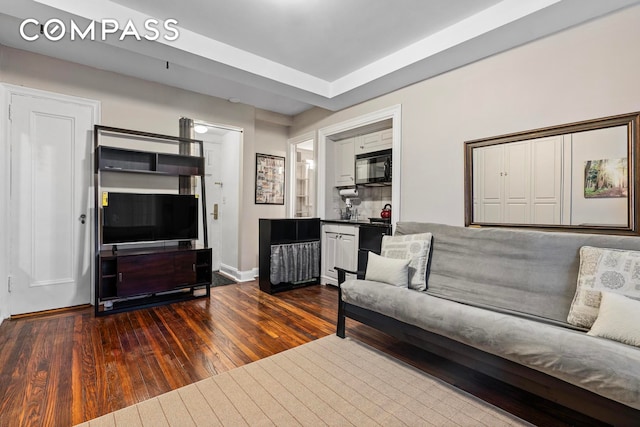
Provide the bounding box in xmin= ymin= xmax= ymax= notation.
xmin=203 ymin=141 xmax=223 ymax=270
xmin=479 ymin=145 xmax=503 ymax=222
xmin=9 ymin=92 xmax=96 ymax=315
xmin=531 ymin=135 xmax=563 ymax=224
xmin=503 ymin=141 xmax=530 ymax=224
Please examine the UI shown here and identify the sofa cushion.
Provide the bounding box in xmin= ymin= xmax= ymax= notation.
xmin=364 ymin=252 xmax=410 ymax=287
xmin=568 ymin=246 xmax=640 ymax=328
xmin=393 ymin=222 xmax=640 ymax=324
xmin=340 ymin=280 xmax=640 ymax=409
xmin=588 ymin=292 xmax=640 ymax=347
xmin=380 ymin=232 xmax=432 ymax=291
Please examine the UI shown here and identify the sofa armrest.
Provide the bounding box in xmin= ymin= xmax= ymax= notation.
xmin=335 ymin=267 xmax=365 ymax=285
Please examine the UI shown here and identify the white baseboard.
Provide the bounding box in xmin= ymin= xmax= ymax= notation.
xmin=219 ymin=264 xmax=258 ymax=282
xmin=322 ymin=275 xmax=338 ymax=287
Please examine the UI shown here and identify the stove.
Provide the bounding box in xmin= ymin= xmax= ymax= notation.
xmin=368 ymin=217 xmax=391 ymax=224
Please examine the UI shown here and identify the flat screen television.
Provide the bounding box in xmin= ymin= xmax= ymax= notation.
xmin=102 ymin=193 xmax=198 ymax=244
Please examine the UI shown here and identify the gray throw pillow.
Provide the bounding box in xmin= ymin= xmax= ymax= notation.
xmin=588 ymin=292 xmax=640 ymax=347
xmin=365 ymin=252 xmax=410 ymax=287
xmin=380 ymin=232 xmax=432 ymax=291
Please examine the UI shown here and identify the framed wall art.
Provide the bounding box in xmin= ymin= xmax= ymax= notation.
xmin=584 ymin=158 xmax=628 ymax=198
xmin=255 ymin=153 xmax=285 ymax=205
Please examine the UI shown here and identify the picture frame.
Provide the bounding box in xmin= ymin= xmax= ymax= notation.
xmin=584 ymin=158 xmax=628 ymax=199
xmin=255 ymin=153 xmax=285 ymax=205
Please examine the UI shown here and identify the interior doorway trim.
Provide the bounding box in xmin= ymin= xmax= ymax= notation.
xmin=317 ymin=104 xmax=402 ymax=225
xmin=191 ymin=118 xmax=245 ymax=281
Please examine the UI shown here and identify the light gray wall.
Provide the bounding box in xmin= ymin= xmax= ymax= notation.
xmin=250 ymin=120 xmax=288 ymax=267
xmin=290 ymin=5 xmax=640 ymax=227
xmin=0 ymin=44 xmax=289 ymax=294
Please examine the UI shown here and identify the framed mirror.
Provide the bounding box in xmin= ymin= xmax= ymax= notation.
xmin=464 ymin=112 xmax=640 ymax=235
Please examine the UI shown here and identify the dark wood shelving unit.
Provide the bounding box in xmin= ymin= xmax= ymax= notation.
xmin=94 ymin=125 xmax=212 ymax=316
xmin=98 ymin=146 xmax=205 ymax=176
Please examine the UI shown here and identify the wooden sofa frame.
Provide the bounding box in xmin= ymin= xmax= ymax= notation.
xmin=335 ymin=269 xmax=640 ymax=425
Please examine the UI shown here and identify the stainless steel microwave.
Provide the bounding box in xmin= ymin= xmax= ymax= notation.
xmin=355 ymin=149 xmax=392 ymax=186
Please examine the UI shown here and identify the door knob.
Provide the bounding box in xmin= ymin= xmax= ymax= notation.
xmin=79 ymin=214 xmax=87 ymax=224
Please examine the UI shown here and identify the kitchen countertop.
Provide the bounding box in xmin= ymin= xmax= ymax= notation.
xmin=321 ymin=219 xmax=391 ymax=227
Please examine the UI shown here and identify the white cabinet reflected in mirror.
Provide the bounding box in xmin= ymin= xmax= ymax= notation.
xmin=465 ymin=112 xmax=639 ymax=235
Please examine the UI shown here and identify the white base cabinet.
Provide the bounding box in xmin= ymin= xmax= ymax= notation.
xmin=322 ymin=223 xmax=359 ymax=286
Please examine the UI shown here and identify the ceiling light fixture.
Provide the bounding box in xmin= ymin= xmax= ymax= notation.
xmin=194 ymin=124 xmax=208 ymax=134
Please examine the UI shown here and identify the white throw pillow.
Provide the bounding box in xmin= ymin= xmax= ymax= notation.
xmin=365 ymin=252 xmax=410 ymax=287
xmin=380 ymin=232 xmax=432 ymax=291
xmin=567 ymin=246 xmax=640 ymax=328
xmin=587 ymin=292 xmax=640 ymax=347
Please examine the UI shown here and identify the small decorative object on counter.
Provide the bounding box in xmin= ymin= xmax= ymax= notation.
xmin=381 ymin=203 xmax=392 ymax=219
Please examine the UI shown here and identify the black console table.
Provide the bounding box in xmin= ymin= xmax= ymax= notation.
xmin=259 ymin=218 xmax=321 ymax=294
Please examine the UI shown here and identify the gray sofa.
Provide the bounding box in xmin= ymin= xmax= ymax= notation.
xmin=337 ymin=222 xmax=640 ymax=425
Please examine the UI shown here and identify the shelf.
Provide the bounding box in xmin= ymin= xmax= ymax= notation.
xmin=97 ymin=146 xmax=205 ymax=176
xmin=96 ymin=247 xmax=212 ymax=315
xmin=94 ymin=125 xmax=211 ymax=316
xmin=97 ymin=287 xmax=208 ymax=315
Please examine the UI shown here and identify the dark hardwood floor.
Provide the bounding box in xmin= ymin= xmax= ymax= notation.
xmin=0 ymin=281 xmax=605 ymax=427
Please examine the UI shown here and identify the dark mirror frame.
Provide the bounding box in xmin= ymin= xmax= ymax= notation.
xmin=464 ymin=112 xmax=640 ymax=235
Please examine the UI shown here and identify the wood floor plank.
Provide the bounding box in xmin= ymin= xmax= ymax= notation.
xmin=0 ymin=281 xmax=606 ymax=427
xmin=113 ymin=313 xmax=151 ymax=404
xmin=72 ymin=312 xmax=99 ymax=425
xmin=126 ymin=310 xmax=172 ymax=399
xmin=96 ymin=316 xmax=127 ymax=415
xmin=1 ymin=321 xmax=40 ymax=427
xmin=42 ymin=314 xmax=75 ymax=427
xmin=133 ymin=308 xmax=193 ymax=391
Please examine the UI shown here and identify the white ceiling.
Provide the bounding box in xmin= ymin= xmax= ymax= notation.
xmin=1 ymin=0 xmax=639 ymax=115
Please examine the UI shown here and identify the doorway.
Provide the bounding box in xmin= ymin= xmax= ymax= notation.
xmin=288 ymin=135 xmax=316 ymax=218
xmin=194 ymin=122 xmax=242 ymax=278
xmin=317 ymin=105 xmax=402 ymax=224
xmin=4 ymin=85 xmax=100 ymax=315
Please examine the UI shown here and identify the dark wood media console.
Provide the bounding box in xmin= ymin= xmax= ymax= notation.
xmin=97 ymin=246 xmax=212 ymax=315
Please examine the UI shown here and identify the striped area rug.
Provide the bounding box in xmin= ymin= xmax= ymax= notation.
xmin=76 ymin=335 xmax=530 ymax=426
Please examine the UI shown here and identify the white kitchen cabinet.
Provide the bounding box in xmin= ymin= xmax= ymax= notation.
xmin=335 ymin=137 xmax=355 ymax=187
xmin=321 ymin=223 xmax=358 ymax=286
xmin=355 ymin=129 xmax=392 ymax=155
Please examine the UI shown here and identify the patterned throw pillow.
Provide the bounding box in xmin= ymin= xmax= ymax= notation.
xmin=380 ymin=232 xmax=432 ymax=291
xmin=567 ymin=246 xmax=640 ymax=328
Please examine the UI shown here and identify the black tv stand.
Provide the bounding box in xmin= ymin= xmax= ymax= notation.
xmin=94 ymin=125 xmax=211 ymax=316
xmin=97 ymin=245 xmax=212 ymax=315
